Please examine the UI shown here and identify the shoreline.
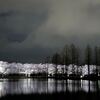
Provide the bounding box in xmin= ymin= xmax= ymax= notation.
xmin=0 ymin=75 xmax=99 ymax=81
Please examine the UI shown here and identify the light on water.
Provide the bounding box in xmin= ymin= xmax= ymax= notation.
xmin=0 ymin=79 xmax=99 ymax=98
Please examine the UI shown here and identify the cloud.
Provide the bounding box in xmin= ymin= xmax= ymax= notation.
xmin=30 ymin=0 xmax=100 ymax=47
xmin=0 ymin=0 xmax=50 ymax=43
xmin=0 ymin=0 xmax=100 ymax=62
xmin=16 ymin=0 xmax=100 ymax=51
xmin=37 ymin=0 xmax=100 ymax=35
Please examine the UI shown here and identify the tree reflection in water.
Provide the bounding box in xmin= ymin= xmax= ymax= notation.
xmin=0 ymin=79 xmax=99 ymax=98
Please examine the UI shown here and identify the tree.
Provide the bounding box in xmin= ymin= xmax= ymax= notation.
xmin=51 ymin=53 xmax=61 ymax=75
xmin=45 ymin=56 xmax=51 ymax=77
xmin=61 ymin=45 xmax=70 ymax=75
xmin=70 ymin=44 xmax=77 ymax=74
xmin=85 ymin=45 xmax=92 ymax=75
xmin=94 ymin=46 xmax=100 ymax=76
xmin=75 ymin=47 xmax=80 ymax=75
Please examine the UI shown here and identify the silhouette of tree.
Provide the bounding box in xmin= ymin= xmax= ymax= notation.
xmin=85 ymin=45 xmax=92 ymax=75
xmin=61 ymin=45 xmax=70 ymax=75
xmin=75 ymin=47 xmax=80 ymax=75
xmin=70 ymin=44 xmax=78 ymax=74
xmin=51 ymin=53 xmax=61 ymax=75
xmin=94 ymin=46 xmax=100 ymax=76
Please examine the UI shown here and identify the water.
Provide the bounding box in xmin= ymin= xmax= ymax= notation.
xmin=0 ymin=78 xmax=99 ymax=98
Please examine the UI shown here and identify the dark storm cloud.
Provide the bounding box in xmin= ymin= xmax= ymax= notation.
xmin=0 ymin=10 xmax=48 ymax=43
xmin=0 ymin=0 xmax=100 ymax=63
xmin=0 ymin=11 xmax=14 ymax=17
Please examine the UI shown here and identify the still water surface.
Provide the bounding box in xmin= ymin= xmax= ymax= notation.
xmin=0 ymin=78 xmax=99 ymax=97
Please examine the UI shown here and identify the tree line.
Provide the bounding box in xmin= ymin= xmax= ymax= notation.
xmin=45 ymin=44 xmax=100 ymax=77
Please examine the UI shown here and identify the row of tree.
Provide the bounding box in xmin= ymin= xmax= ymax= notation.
xmin=45 ymin=44 xmax=100 ymax=76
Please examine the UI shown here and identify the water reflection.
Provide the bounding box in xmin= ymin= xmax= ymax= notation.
xmin=0 ymin=78 xmax=99 ymax=97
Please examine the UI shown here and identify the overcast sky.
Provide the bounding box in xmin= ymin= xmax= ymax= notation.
xmin=0 ymin=0 xmax=100 ymax=63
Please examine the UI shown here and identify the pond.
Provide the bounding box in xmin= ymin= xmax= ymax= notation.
xmin=0 ymin=78 xmax=99 ymax=99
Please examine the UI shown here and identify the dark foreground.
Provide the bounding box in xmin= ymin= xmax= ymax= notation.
xmin=0 ymin=91 xmax=100 ymax=100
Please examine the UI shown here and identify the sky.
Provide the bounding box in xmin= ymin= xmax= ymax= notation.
xmin=0 ymin=0 xmax=100 ymax=63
